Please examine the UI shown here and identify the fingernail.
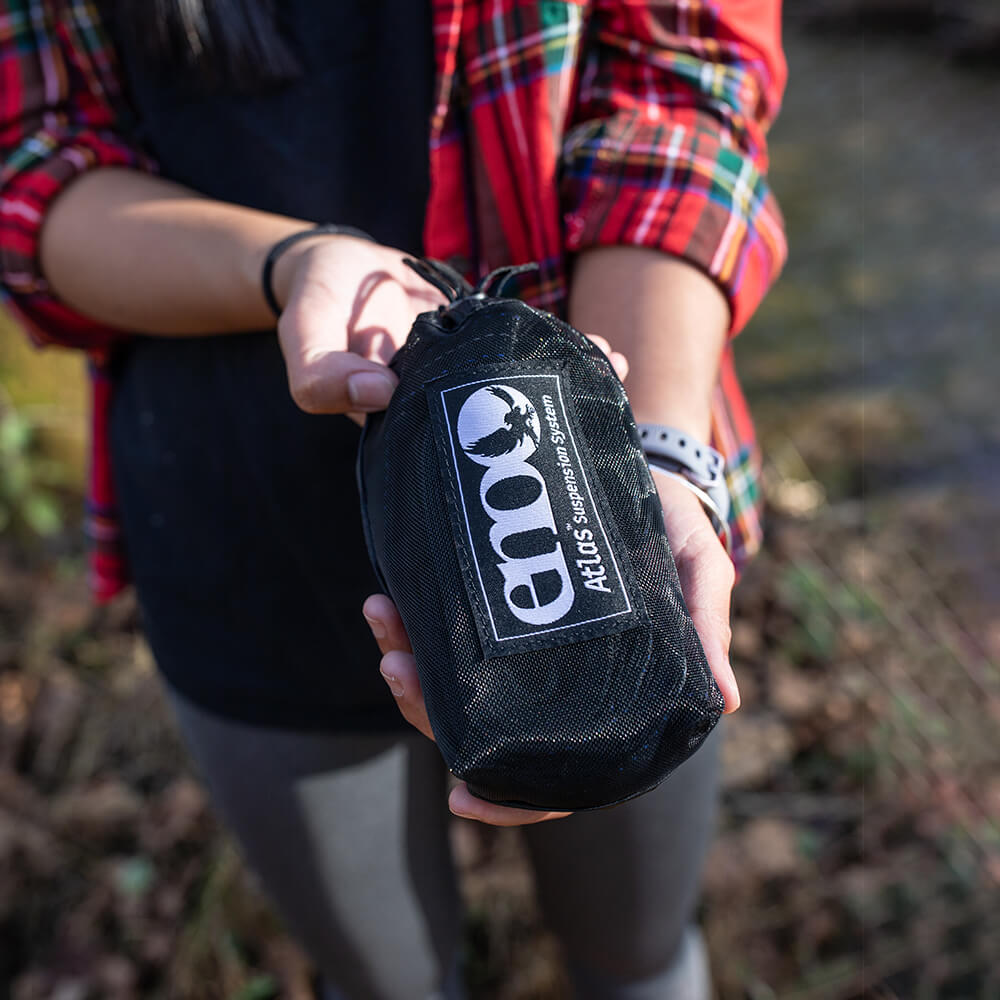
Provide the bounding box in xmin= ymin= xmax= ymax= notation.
xmin=363 ymin=613 xmax=386 ymax=639
xmin=348 ymin=371 xmax=395 ymax=411
xmin=379 ymin=667 xmax=404 ymax=697
xmin=451 ymin=808 xmax=476 ymax=821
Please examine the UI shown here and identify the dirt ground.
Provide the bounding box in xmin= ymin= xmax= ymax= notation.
xmin=1 ymin=19 xmax=998 ymax=1000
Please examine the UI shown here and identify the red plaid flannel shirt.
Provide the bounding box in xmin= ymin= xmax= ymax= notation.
xmin=0 ymin=0 xmax=786 ymax=600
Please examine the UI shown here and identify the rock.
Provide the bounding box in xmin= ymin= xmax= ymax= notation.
xmin=99 ymin=590 xmax=140 ymax=634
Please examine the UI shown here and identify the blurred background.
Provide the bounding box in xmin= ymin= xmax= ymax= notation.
xmin=1 ymin=5 xmax=998 ymax=998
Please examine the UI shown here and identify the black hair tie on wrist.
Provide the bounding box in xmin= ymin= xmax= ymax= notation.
xmin=261 ymin=223 xmax=376 ymax=318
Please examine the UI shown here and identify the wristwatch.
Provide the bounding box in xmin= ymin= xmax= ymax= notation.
xmin=637 ymin=423 xmax=732 ymax=554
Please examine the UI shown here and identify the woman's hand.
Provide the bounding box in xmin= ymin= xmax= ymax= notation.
xmin=362 ymin=593 xmax=573 ymax=826
xmin=272 ymin=234 xmax=446 ymax=421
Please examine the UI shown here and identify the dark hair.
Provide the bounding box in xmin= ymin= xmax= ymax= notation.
xmin=111 ymin=0 xmax=301 ymax=93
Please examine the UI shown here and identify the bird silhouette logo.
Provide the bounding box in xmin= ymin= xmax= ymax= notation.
xmin=464 ymin=385 xmax=540 ymax=458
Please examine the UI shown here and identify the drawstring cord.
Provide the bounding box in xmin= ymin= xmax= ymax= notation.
xmin=474 ymin=262 xmax=540 ymax=297
xmin=403 ymin=257 xmax=540 ymax=303
xmin=402 ymin=257 xmax=472 ymax=302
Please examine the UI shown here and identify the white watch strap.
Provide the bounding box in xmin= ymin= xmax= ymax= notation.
xmin=638 ymin=424 xmax=726 ymax=491
xmin=637 ymin=423 xmax=733 ymax=552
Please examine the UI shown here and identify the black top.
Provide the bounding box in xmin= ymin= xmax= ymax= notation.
xmin=106 ymin=0 xmax=434 ymax=728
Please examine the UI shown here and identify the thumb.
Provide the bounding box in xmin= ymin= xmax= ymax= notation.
xmin=684 ymin=560 xmax=739 ymax=714
xmin=655 ymin=471 xmax=740 ymax=713
xmin=277 ymin=276 xmax=398 ymax=415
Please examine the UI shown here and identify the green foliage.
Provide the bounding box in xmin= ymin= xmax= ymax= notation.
xmin=0 ymin=402 xmax=67 ymax=538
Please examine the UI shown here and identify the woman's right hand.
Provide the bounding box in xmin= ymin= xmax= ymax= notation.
xmin=362 ymin=593 xmax=575 ymax=827
xmin=271 ymin=233 xmax=447 ymax=421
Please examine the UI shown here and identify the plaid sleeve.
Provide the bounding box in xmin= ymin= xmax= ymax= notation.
xmin=561 ymin=0 xmax=787 ymax=335
xmin=0 ymin=0 xmax=153 ymax=350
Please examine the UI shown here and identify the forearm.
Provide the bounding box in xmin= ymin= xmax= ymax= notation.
xmin=38 ymin=167 xmax=311 ymax=334
xmin=567 ymin=247 xmax=728 ymax=441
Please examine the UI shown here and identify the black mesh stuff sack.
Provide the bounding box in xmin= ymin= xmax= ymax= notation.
xmin=357 ymin=258 xmax=724 ymax=812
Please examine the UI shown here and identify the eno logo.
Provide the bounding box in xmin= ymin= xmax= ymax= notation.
xmin=456 ymin=384 xmax=575 ymax=627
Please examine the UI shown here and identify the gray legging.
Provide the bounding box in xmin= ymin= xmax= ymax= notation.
xmin=168 ymin=689 xmax=723 ymax=1000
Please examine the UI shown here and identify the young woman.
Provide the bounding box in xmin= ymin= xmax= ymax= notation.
xmin=0 ymin=1 xmax=786 ymax=996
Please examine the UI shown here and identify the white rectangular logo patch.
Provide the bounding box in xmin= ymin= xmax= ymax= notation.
xmin=427 ymin=367 xmax=644 ymax=658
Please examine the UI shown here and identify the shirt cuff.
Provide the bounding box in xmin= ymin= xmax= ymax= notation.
xmin=561 ymin=109 xmax=787 ymax=337
xmin=1 ymin=126 xmax=153 ymax=348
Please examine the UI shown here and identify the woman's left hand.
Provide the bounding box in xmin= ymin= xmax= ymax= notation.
xmin=362 ymin=592 xmax=572 ymax=826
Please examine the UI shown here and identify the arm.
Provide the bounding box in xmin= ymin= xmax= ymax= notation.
xmin=563 ymin=1 xmax=788 ymax=710
xmin=1 ymin=2 xmax=438 ymax=415
xmin=0 ymin=0 xmax=155 ymax=350
xmin=570 ymin=249 xmax=727 ymax=439
xmin=38 ymin=167 xmax=310 ymax=335
xmin=35 ymin=168 xmax=442 ymax=413
xmin=0 ymin=0 xmax=298 ymax=339
xmin=561 ymin=0 xmax=787 ymax=338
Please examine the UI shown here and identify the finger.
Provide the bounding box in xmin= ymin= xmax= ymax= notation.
xmin=586 ymin=333 xmax=613 ymax=354
xmin=688 ymin=599 xmax=739 ymax=713
xmin=362 ymin=594 xmax=413 ymax=655
xmin=583 ymin=333 xmax=629 ymax=381
xmin=378 ymin=649 xmax=435 ymax=741
xmin=448 ymin=783 xmax=571 ymax=827
xmin=609 ymin=350 xmax=629 ymax=381
xmin=674 ymin=533 xmax=739 ymax=713
xmin=278 ymin=282 xmax=398 ymax=415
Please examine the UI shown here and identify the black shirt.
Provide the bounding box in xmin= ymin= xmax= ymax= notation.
xmin=107 ymin=0 xmax=434 ymax=728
